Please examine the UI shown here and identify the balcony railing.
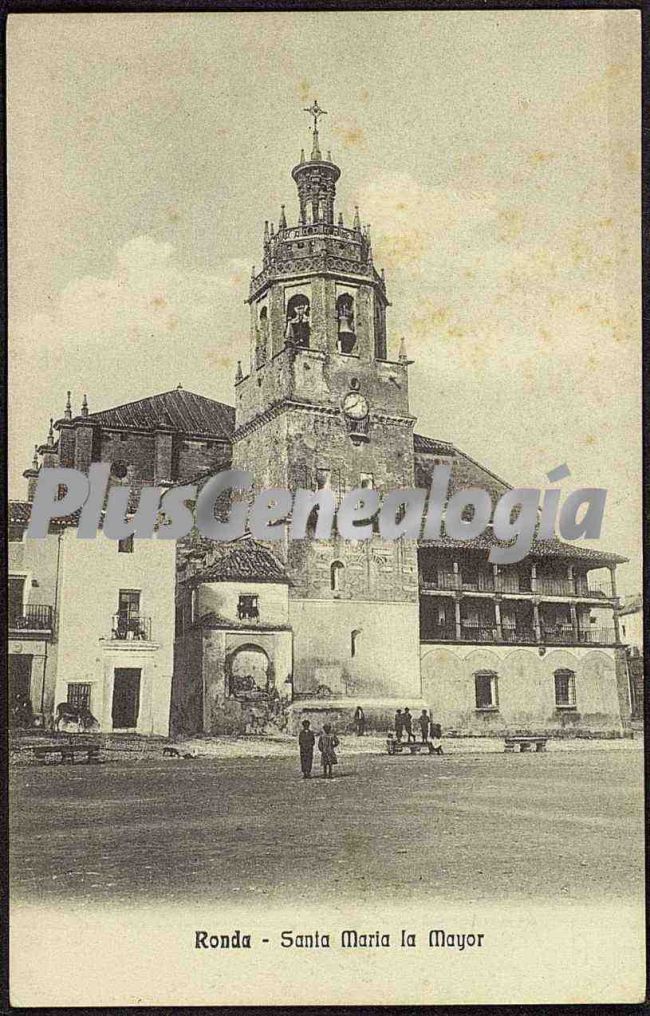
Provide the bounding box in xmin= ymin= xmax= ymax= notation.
xmin=461 ymin=623 xmax=498 ymax=642
xmin=421 ymin=624 xmax=457 ymax=641
xmin=421 ymin=623 xmax=618 ymax=646
xmin=111 ymin=614 xmax=152 ymax=641
xmin=9 ymin=604 xmax=54 ymax=631
xmin=501 ymin=626 xmax=536 ymax=643
xmin=577 ymin=627 xmax=617 ymax=645
xmin=421 ymin=575 xmax=614 ymax=599
xmin=540 ymin=625 xmax=575 ymax=644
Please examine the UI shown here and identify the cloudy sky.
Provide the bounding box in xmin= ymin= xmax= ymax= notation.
xmin=8 ymin=11 xmax=641 ymax=592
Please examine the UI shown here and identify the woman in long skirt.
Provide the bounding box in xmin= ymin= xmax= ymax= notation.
xmin=318 ymin=724 xmax=340 ymax=778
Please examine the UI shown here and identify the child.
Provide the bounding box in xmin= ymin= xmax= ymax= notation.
xmin=318 ymin=723 xmax=340 ymax=778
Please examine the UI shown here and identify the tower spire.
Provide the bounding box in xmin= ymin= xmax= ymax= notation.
xmin=303 ymin=99 xmax=326 ymax=163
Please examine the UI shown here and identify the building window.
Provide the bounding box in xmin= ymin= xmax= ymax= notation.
xmin=111 ymin=460 xmax=128 ymax=480
xmin=67 ymin=682 xmax=91 ymax=711
xmin=330 ymin=561 xmax=345 ymax=593
xmin=316 ymin=467 xmax=331 ymax=490
xmin=475 ymin=670 xmax=498 ymax=710
xmin=360 ymin=472 xmax=373 ymax=489
xmin=118 ymin=534 xmax=134 ymax=554
xmin=237 ymin=594 xmax=259 ymax=620
xmin=8 ymin=576 xmax=25 ymax=626
xmin=351 ymin=628 xmax=362 ymax=657
xmin=554 ymin=669 xmax=576 ymax=708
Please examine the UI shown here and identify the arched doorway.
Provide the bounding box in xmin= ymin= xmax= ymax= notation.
xmin=227 ymin=644 xmax=271 ymax=699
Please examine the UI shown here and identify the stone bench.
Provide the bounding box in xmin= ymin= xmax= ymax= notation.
xmin=504 ymin=736 xmax=548 ymax=753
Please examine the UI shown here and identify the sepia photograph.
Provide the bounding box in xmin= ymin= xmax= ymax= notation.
xmin=6 ymin=6 xmax=644 ymax=1006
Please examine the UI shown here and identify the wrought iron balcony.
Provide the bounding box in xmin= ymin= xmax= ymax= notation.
xmin=111 ymin=614 xmax=152 ymax=642
xmin=9 ymin=604 xmax=54 ymax=632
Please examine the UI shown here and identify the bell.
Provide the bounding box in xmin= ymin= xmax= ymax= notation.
xmin=338 ymin=313 xmax=356 ymax=354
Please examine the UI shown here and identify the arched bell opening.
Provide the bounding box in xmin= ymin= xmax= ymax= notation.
xmin=256 ymin=305 xmax=269 ymax=368
xmin=285 ymin=294 xmax=311 ymax=348
xmin=336 ymin=294 xmax=356 ymax=354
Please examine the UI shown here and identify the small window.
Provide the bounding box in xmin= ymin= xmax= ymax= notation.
xmin=67 ymin=682 xmax=91 ymax=711
xmin=316 ymin=467 xmax=331 ymax=490
xmin=118 ymin=589 xmax=140 ymax=616
xmin=237 ymin=594 xmax=259 ymax=620
xmin=118 ymin=534 xmax=134 ymax=554
xmin=111 ymin=460 xmax=128 ymax=480
xmin=360 ymin=473 xmax=374 ymax=489
xmin=475 ymin=670 xmax=498 ymax=710
xmin=554 ymin=669 xmax=576 ymax=708
xmin=330 ymin=561 xmax=345 ymax=593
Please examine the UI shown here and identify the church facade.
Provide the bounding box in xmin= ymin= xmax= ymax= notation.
xmin=13 ymin=110 xmax=630 ymax=737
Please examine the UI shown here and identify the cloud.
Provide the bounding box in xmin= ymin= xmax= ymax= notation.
xmin=9 ymin=235 xmax=249 ymax=494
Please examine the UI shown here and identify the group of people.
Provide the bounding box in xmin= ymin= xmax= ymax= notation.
xmin=298 ymin=721 xmax=339 ymax=779
xmin=394 ymin=707 xmax=441 ymax=748
xmin=297 ymin=706 xmax=443 ymax=778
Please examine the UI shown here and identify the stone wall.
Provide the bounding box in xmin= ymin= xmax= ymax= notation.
xmin=420 ymin=642 xmax=624 ymax=735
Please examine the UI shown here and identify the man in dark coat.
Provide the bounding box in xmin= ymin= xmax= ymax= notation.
xmin=298 ymin=719 xmax=316 ymax=778
xmin=419 ymin=709 xmax=430 ymax=743
xmin=403 ymin=707 xmax=416 ymax=743
xmin=394 ymin=709 xmax=404 ymax=741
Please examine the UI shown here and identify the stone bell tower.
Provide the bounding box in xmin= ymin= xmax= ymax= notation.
xmin=232 ymin=102 xmax=422 ymax=710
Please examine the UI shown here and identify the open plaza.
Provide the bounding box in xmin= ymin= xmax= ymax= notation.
xmin=10 ymin=735 xmax=643 ymax=908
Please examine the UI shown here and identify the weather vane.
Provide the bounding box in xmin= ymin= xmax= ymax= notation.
xmin=304 ymin=99 xmax=327 ymax=133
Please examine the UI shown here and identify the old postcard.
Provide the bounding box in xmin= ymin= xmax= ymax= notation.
xmin=7 ymin=7 xmax=644 ymax=1006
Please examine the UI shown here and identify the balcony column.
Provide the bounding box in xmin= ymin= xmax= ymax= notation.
xmin=568 ymin=564 xmax=575 ymax=594
xmin=454 ymin=594 xmax=462 ymax=641
xmin=494 ymin=596 xmax=503 ymax=641
xmin=452 ymin=560 xmax=460 ymax=590
xmin=492 ymin=563 xmax=499 ymax=591
xmin=609 ymin=565 xmax=621 ymax=643
xmin=570 ymin=604 xmax=579 ymax=641
xmin=530 ymin=562 xmax=537 ymax=593
xmin=532 ymin=598 xmax=542 ymax=642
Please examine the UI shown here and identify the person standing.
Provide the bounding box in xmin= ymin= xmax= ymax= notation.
xmin=394 ymin=709 xmax=404 ymax=741
xmin=318 ymin=724 xmax=340 ymax=779
xmin=430 ymin=721 xmax=443 ymax=755
xmin=419 ymin=709 xmax=430 ymax=743
xmin=353 ymin=705 xmax=366 ymax=737
xmin=403 ymin=707 xmax=416 ymax=743
xmin=298 ymin=719 xmax=316 ymax=778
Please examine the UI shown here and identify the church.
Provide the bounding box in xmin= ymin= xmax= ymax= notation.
xmin=11 ymin=106 xmax=631 ymax=738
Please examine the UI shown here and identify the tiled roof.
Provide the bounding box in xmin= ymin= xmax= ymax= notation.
xmin=9 ymin=501 xmax=31 ymax=525
xmin=189 ymin=538 xmax=289 ymax=585
xmin=413 ymin=434 xmax=455 ymax=456
xmin=419 ymin=528 xmax=627 ymax=564
xmin=9 ymin=500 xmax=82 ymax=529
xmin=68 ymin=388 xmax=235 ymax=440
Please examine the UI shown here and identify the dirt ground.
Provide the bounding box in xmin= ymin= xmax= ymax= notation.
xmin=9 ymin=745 xmax=644 ymax=907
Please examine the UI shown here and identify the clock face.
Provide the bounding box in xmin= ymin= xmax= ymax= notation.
xmin=342 ymin=392 xmax=369 ymax=420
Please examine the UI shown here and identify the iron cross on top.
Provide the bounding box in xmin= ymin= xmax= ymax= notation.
xmin=304 ymin=99 xmax=327 ymax=132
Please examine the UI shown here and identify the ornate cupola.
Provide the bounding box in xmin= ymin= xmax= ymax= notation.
xmin=244 ymin=101 xmax=391 ymax=385
xmin=291 ymin=101 xmax=341 ymax=226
